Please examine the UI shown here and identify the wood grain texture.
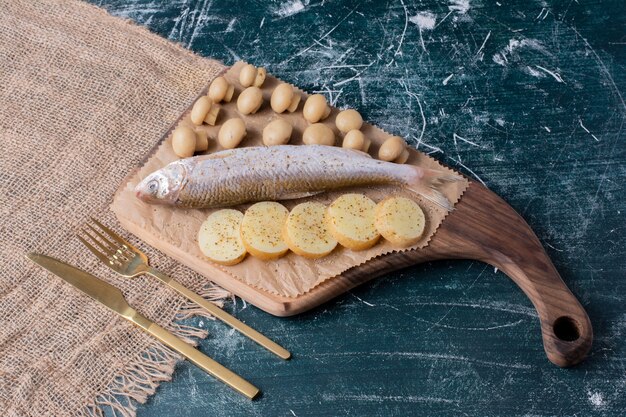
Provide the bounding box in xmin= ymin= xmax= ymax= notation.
xmin=91 ymin=0 xmax=624 ymax=415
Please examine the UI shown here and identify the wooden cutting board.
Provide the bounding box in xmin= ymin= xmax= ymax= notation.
xmin=117 ymin=157 xmax=591 ymax=369
xmin=114 ymin=68 xmax=592 ymax=368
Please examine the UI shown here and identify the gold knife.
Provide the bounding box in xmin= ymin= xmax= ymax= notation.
xmin=27 ymin=253 xmax=260 ymax=400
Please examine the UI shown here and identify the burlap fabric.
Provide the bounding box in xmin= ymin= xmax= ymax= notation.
xmin=0 ymin=1 xmax=230 ymax=416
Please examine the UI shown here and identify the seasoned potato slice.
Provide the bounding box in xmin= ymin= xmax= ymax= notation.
xmin=283 ymin=202 xmax=337 ymax=259
xmin=240 ymin=202 xmax=289 ymax=260
xmin=375 ymin=197 xmax=426 ymax=247
xmin=327 ymin=194 xmax=380 ymax=251
xmin=198 ymin=209 xmax=246 ymax=265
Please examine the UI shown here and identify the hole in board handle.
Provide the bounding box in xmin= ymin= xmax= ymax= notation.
xmin=553 ymin=316 xmax=580 ymax=342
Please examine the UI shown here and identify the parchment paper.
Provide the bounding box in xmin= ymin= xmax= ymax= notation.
xmin=111 ymin=61 xmax=468 ymax=298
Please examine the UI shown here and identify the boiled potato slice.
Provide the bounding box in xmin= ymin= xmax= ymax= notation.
xmin=375 ymin=197 xmax=426 ymax=247
xmin=240 ymin=202 xmax=289 ymax=260
xmin=327 ymin=194 xmax=380 ymax=251
xmin=198 ymin=210 xmax=246 ymax=265
xmin=283 ymin=202 xmax=337 ymax=259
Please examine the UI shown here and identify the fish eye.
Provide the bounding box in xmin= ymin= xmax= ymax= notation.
xmin=147 ymin=179 xmax=159 ymax=194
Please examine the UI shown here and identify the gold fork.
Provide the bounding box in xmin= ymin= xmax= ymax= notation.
xmin=78 ymin=218 xmax=291 ymax=360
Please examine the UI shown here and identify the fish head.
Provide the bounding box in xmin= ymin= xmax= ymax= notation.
xmin=135 ymin=162 xmax=187 ymax=205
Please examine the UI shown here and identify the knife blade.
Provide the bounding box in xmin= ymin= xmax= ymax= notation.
xmin=27 ymin=253 xmax=260 ymax=399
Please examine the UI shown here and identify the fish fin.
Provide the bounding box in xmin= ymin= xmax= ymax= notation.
xmin=276 ymin=190 xmax=324 ymax=200
xmin=345 ymin=148 xmax=372 ymax=158
xmin=192 ymin=150 xmax=236 ymax=161
xmin=202 ymin=151 xmax=234 ymax=160
xmin=406 ymin=167 xmax=463 ymax=211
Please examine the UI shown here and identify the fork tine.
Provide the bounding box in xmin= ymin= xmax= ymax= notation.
xmin=78 ymin=234 xmax=112 ymax=266
xmin=82 ymin=228 xmax=115 ymax=255
xmin=90 ymin=217 xmax=135 ymax=251
xmin=86 ymin=224 xmax=117 ymax=250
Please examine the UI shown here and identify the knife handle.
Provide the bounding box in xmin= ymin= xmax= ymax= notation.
xmin=146 ymin=266 xmax=291 ymax=360
xmin=131 ymin=312 xmax=260 ymax=399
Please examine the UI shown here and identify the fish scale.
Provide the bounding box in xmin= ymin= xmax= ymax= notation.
xmin=135 ymin=145 xmax=458 ymax=210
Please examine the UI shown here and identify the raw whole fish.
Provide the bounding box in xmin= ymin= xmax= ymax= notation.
xmin=135 ymin=145 xmax=460 ymax=210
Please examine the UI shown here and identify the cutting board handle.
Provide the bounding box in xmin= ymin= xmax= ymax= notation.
xmin=437 ymin=183 xmax=593 ymax=367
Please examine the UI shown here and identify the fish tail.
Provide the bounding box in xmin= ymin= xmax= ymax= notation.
xmin=405 ymin=167 xmax=463 ymax=211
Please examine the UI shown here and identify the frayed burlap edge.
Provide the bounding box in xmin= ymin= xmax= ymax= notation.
xmin=75 ymin=3 xmax=234 ymax=416
xmin=82 ymin=285 xmax=231 ymax=417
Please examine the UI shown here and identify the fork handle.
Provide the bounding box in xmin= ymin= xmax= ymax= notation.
xmin=145 ymin=267 xmax=291 ymax=360
xmin=131 ymin=312 xmax=259 ymax=399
